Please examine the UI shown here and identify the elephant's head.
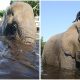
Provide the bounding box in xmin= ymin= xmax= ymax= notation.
xmin=62 ymin=20 xmax=80 ymax=59
xmin=2 ymin=2 xmax=36 ymax=52
xmin=73 ymin=11 xmax=80 ymax=43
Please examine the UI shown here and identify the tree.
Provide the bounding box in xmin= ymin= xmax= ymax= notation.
xmin=41 ymin=37 xmax=46 ymax=55
xmin=24 ymin=1 xmax=39 ymax=16
xmin=0 ymin=1 xmax=39 ymax=17
xmin=0 ymin=10 xmax=5 ymax=17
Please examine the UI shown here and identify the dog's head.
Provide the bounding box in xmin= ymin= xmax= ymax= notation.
xmin=2 ymin=2 xmax=36 ymax=51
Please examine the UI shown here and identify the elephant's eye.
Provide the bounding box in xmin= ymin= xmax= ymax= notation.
xmin=7 ymin=9 xmax=14 ymax=16
xmin=78 ymin=17 xmax=80 ymax=20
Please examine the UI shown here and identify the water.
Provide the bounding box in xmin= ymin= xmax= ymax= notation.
xmin=41 ymin=65 xmax=80 ymax=79
xmin=0 ymin=40 xmax=39 ymax=79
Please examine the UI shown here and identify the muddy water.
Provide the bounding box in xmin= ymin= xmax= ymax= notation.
xmin=42 ymin=65 xmax=80 ymax=79
xmin=0 ymin=40 xmax=39 ymax=79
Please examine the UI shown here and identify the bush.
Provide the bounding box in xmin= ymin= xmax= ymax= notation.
xmin=0 ymin=10 xmax=5 ymax=17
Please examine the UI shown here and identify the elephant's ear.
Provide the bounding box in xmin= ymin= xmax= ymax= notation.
xmin=61 ymin=24 xmax=78 ymax=58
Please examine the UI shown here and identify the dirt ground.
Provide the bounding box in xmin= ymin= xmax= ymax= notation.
xmin=42 ymin=65 xmax=80 ymax=79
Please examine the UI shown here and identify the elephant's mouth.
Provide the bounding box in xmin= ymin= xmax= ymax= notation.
xmin=3 ymin=21 xmax=18 ymax=40
xmin=76 ymin=51 xmax=80 ymax=70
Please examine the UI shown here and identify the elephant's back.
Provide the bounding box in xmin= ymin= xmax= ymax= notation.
xmin=43 ymin=33 xmax=63 ymax=52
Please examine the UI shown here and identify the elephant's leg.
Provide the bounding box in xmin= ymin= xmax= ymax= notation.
xmin=42 ymin=37 xmax=60 ymax=67
xmin=75 ymin=51 xmax=80 ymax=70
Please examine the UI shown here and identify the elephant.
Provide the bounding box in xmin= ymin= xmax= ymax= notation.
xmin=0 ymin=1 xmax=39 ymax=76
xmin=1 ymin=2 xmax=36 ymax=53
xmin=42 ymin=20 xmax=80 ymax=70
xmin=0 ymin=1 xmax=39 ymax=78
xmin=0 ymin=2 xmax=37 ymax=56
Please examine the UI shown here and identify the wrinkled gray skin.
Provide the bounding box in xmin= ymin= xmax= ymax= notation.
xmin=0 ymin=2 xmax=39 ymax=79
xmin=42 ymin=21 xmax=80 ymax=70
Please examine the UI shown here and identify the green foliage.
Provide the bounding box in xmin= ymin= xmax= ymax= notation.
xmin=41 ymin=37 xmax=46 ymax=55
xmin=0 ymin=0 xmax=39 ymax=17
xmin=0 ymin=10 xmax=5 ymax=17
xmin=24 ymin=1 xmax=39 ymax=16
